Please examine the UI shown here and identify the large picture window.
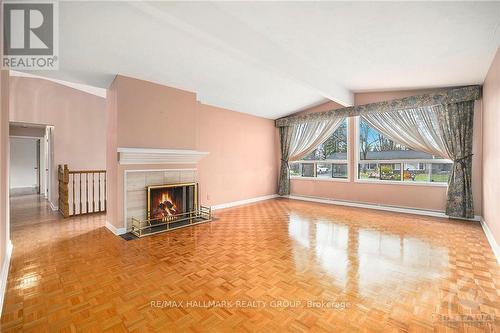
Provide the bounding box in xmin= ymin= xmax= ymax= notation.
xmin=290 ymin=119 xmax=348 ymax=180
xmin=357 ymin=118 xmax=452 ymax=184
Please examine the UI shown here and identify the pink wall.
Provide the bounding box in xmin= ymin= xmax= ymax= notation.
xmin=291 ymin=89 xmax=483 ymax=214
xmin=294 ymin=100 xmax=345 ymax=115
xmin=9 ymin=76 xmax=107 ymax=207
xmin=197 ymin=102 xmax=278 ymax=206
xmin=106 ymin=75 xmax=279 ymax=229
xmin=114 ymin=76 xmax=199 ymax=149
xmin=0 ymin=70 xmax=10 ymax=272
xmin=482 ymin=46 xmax=500 ymax=245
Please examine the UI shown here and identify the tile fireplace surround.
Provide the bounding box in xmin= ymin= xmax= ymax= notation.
xmin=118 ymin=148 xmax=209 ymax=232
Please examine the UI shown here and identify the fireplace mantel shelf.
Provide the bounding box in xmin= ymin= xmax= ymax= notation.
xmin=118 ymin=147 xmax=209 ymax=165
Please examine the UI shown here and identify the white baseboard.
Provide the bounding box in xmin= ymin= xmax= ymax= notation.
xmin=49 ymin=201 xmax=58 ymax=211
xmin=105 ymin=221 xmax=127 ymax=236
xmin=211 ymin=194 xmax=279 ymax=211
xmin=285 ymin=195 xmax=481 ymax=221
xmin=481 ymin=217 xmax=500 ymax=265
xmin=0 ymin=240 xmax=13 ymax=316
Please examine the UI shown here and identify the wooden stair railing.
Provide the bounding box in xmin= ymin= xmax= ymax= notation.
xmin=58 ymin=164 xmax=106 ymax=218
xmin=58 ymin=165 xmax=70 ymax=217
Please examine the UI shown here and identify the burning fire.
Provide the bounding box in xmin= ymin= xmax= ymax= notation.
xmin=160 ymin=192 xmax=178 ymax=216
xmin=152 ymin=191 xmax=179 ymax=219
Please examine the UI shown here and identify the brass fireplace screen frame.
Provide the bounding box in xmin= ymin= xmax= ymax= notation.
xmin=131 ymin=182 xmax=211 ymax=238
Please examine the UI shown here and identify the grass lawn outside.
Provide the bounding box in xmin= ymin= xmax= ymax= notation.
xmin=359 ymin=171 xmax=449 ymax=183
xmin=412 ymin=173 xmax=449 ymax=183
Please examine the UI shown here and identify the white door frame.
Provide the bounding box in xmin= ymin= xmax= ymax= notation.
xmin=46 ymin=126 xmax=55 ymax=209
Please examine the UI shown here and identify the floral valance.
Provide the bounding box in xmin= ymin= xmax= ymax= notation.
xmin=275 ymin=85 xmax=482 ymax=127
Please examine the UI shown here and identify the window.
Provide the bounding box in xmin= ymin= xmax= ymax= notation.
xmin=290 ymin=163 xmax=301 ymax=177
xmin=316 ymin=163 xmax=332 ymax=178
xmin=357 ymin=118 xmax=452 ymax=184
xmin=302 ymin=163 xmax=315 ymax=177
xmin=290 ymin=119 xmax=348 ymax=180
xmin=333 ymin=164 xmax=348 ymax=178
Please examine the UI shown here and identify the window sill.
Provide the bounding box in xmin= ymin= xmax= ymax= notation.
xmin=290 ymin=176 xmax=350 ymax=183
xmin=354 ymin=179 xmax=448 ymax=187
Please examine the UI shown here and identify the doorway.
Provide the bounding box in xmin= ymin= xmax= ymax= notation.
xmin=9 ymin=137 xmax=40 ymax=196
xmin=9 ymin=123 xmax=53 ymax=201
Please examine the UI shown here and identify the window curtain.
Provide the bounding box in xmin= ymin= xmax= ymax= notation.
xmin=278 ymin=117 xmax=345 ymax=195
xmin=276 ymin=85 xmax=480 ymax=219
xmin=362 ymin=102 xmax=475 ymax=218
xmin=433 ymin=101 xmax=475 ymax=218
xmin=278 ymin=126 xmax=292 ymax=196
xmin=361 ymin=108 xmax=448 ymax=158
xmin=275 ymin=86 xmax=481 ymax=127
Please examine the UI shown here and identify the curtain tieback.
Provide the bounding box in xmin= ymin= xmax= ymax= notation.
xmin=454 ymin=154 xmax=473 ymax=166
xmin=280 ymin=159 xmax=290 ymax=171
xmin=280 ymin=159 xmax=291 ymax=183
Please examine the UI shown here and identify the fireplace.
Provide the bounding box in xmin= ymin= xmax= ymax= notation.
xmin=130 ymin=181 xmax=211 ymax=237
xmin=147 ymin=183 xmax=197 ymax=219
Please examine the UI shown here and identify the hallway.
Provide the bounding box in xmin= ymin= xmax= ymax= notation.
xmin=1 ymin=196 xmax=499 ymax=332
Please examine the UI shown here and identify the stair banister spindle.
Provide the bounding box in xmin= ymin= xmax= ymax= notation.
xmin=59 ymin=165 xmax=107 ymax=217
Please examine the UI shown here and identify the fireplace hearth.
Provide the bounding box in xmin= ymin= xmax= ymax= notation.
xmin=131 ymin=182 xmax=211 ymax=237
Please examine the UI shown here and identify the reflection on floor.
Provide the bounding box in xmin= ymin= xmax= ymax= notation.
xmin=1 ymin=195 xmax=499 ymax=332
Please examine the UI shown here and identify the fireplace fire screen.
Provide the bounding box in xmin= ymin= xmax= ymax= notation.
xmin=131 ymin=182 xmax=212 ymax=237
xmin=148 ymin=182 xmax=197 ymax=219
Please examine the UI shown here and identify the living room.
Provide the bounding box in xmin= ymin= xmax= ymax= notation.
xmin=0 ymin=1 xmax=499 ymax=332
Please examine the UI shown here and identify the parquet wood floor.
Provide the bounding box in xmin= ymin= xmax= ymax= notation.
xmin=1 ymin=195 xmax=499 ymax=332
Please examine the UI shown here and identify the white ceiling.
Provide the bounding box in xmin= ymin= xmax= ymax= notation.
xmin=29 ymin=1 xmax=500 ymax=119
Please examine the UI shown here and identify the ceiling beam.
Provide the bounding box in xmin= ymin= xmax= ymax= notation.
xmin=130 ymin=2 xmax=354 ymax=107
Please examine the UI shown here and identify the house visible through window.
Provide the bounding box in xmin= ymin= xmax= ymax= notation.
xmin=357 ymin=118 xmax=452 ymax=183
xmin=290 ymin=119 xmax=348 ymax=179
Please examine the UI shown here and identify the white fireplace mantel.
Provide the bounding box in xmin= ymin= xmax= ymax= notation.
xmin=118 ymin=147 xmax=209 ymax=165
